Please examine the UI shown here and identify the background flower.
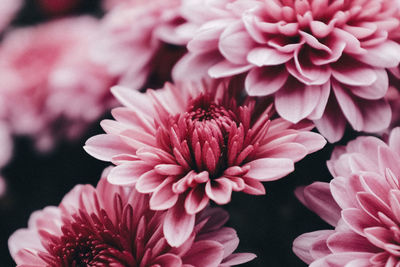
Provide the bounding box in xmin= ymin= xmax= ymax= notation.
xmin=85 ymin=80 xmax=326 ymax=246
xmin=0 ymin=16 xmax=116 ymax=150
xmin=293 ymin=127 xmax=400 ymax=266
xmin=174 ymin=0 xmax=400 ymax=142
xmin=92 ymin=0 xmax=187 ymax=90
xmin=8 ymin=169 xmax=255 ymax=266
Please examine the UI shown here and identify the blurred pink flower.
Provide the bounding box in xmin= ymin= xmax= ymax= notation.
xmin=0 ymin=122 xmax=12 ymax=197
xmin=174 ymin=0 xmax=400 ymax=142
xmin=92 ymin=0 xmax=188 ymax=90
xmin=85 ymin=81 xmax=326 ymax=246
xmin=0 ymin=0 xmax=22 ymax=33
xmin=293 ymin=127 xmax=400 ymax=266
xmin=0 ymin=17 xmax=116 ymax=151
xmin=8 ymin=169 xmax=255 ymax=266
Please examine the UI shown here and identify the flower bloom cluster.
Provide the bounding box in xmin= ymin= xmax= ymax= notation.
xmin=85 ymin=80 xmax=326 ymax=246
xmin=5 ymin=0 xmax=400 ymax=265
xmin=9 ymin=169 xmax=255 ymax=266
xmin=92 ymin=0 xmax=187 ymax=90
xmin=0 ymin=17 xmax=116 ymax=150
xmin=174 ymin=0 xmax=400 ymax=142
xmin=293 ymin=127 xmax=400 ymax=266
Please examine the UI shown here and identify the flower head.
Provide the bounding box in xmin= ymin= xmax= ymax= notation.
xmin=174 ymin=0 xmax=400 ymax=142
xmin=9 ymin=169 xmax=255 ymax=266
xmin=93 ymin=0 xmax=187 ymax=90
xmin=293 ymin=127 xmax=400 ymax=266
xmin=0 ymin=17 xmax=116 ymax=150
xmin=85 ymin=80 xmax=326 ymax=245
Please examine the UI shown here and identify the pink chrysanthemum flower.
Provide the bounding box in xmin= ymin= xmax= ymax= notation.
xmin=92 ymin=0 xmax=187 ymax=90
xmin=85 ymin=81 xmax=326 ymax=246
xmin=174 ymin=0 xmax=400 ymax=142
xmin=293 ymin=127 xmax=400 ymax=266
xmin=0 ymin=0 xmax=22 ymax=33
xmin=8 ymin=169 xmax=255 ymax=266
xmin=0 ymin=17 xmax=116 ymax=150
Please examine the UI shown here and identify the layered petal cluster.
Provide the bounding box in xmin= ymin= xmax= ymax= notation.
xmin=293 ymin=127 xmax=400 ymax=266
xmin=93 ymin=0 xmax=187 ymax=90
xmin=0 ymin=0 xmax=22 ymax=33
xmin=174 ymin=0 xmax=400 ymax=142
xmin=0 ymin=17 xmax=116 ymax=150
xmin=85 ymin=81 xmax=326 ymax=246
xmin=8 ymin=170 xmax=255 ymax=266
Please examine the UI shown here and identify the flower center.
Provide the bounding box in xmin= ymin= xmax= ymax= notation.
xmin=41 ymin=208 xmax=135 ymax=267
xmin=158 ymin=94 xmax=257 ymax=179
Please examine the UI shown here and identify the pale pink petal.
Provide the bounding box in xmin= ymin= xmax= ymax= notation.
xmin=84 ymin=135 xmax=136 ymax=161
xmin=332 ymin=81 xmax=364 ymax=131
xmin=244 ymin=158 xmax=294 ymax=181
xmin=275 ymin=81 xmax=321 ymax=123
xmin=164 ymin=203 xmax=196 ymax=247
xmin=245 ymin=66 xmax=288 ymax=96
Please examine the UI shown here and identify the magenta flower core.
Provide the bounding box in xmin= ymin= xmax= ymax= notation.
xmin=9 ymin=170 xmax=256 ymax=266
xmin=85 ymin=81 xmax=326 ymax=246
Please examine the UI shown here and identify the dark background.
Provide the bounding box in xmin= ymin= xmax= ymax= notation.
xmin=0 ymin=1 xmax=357 ymax=266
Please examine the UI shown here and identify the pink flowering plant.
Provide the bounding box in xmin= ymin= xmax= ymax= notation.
xmin=293 ymin=128 xmax=400 ymax=266
xmin=85 ymin=80 xmax=326 ymax=246
xmin=9 ymin=169 xmax=255 ymax=266
xmin=2 ymin=0 xmax=400 ymax=266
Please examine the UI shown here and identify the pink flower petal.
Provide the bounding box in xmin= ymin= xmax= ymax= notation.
xmin=185 ymin=186 xmax=209 ymax=215
xmin=245 ymin=66 xmax=288 ymax=96
xmin=136 ymin=170 xmax=166 ymax=193
xmin=275 ymin=81 xmax=321 ymax=123
xmin=208 ymin=60 xmax=252 ymax=78
xmin=84 ymin=134 xmax=136 ymax=162
xmin=108 ymin=162 xmax=151 ymax=185
xmin=219 ymin=23 xmax=254 ymax=65
xmin=247 ymin=47 xmax=292 ymax=66
xmin=331 ymin=61 xmax=377 ymax=86
xmin=205 ymin=178 xmax=232 ymax=205
xmin=164 ymin=202 xmax=195 ymax=247
xmin=348 ymin=69 xmax=388 ymax=100
xmin=150 ymin=179 xmax=179 ymax=210
xmin=303 ymin=182 xmax=341 ymax=226
xmin=332 ymin=81 xmax=363 ymax=131
xmin=182 ymin=240 xmax=224 ymax=267
xmin=244 ymin=158 xmax=294 ymax=181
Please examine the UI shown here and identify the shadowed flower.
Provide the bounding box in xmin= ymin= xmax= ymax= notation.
xmin=85 ymin=81 xmax=326 ymax=246
xmin=0 ymin=17 xmax=116 ymax=151
xmin=174 ymin=0 xmax=400 ymax=142
xmin=8 ymin=169 xmax=255 ymax=266
xmin=92 ymin=0 xmax=187 ymax=90
xmin=293 ymin=127 xmax=400 ymax=266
